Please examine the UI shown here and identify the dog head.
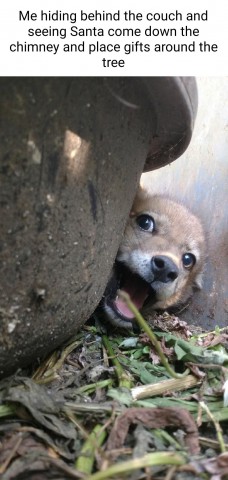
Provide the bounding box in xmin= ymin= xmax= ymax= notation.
xmin=103 ymin=187 xmax=206 ymax=328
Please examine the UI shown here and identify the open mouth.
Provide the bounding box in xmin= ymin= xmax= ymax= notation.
xmin=106 ymin=264 xmax=153 ymax=324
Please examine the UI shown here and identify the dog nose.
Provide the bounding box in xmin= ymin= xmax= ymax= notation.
xmin=151 ymin=255 xmax=179 ymax=283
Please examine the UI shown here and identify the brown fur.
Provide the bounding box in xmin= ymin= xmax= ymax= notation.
xmin=103 ymin=186 xmax=206 ymax=328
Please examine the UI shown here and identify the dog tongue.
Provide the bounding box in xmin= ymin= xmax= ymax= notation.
xmin=114 ymin=275 xmax=149 ymax=319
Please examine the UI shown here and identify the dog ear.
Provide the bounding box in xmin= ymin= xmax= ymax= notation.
xmin=133 ymin=180 xmax=149 ymax=203
xmin=138 ymin=176 xmax=149 ymax=197
xmin=130 ymin=181 xmax=149 ymax=216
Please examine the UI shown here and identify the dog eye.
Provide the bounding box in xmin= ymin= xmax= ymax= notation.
xmin=182 ymin=253 xmax=196 ymax=269
xmin=136 ymin=214 xmax=155 ymax=232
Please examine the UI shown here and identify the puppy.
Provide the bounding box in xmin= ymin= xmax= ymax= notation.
xmin=103 ymin=186 xmax=206 ymax=328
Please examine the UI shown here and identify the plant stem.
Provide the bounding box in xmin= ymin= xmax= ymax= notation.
xmin=33 ymin=337 xmax=82 ymax=383
xmin=74 ymin=379 xmax=113 ymax=394
xmin=118 ymin=290 xmax=189 ymax=379
xmin=0 ymin=404 xmax=15 ymax=418
xmin=200 ymin=401 xmax=226 ymax=453
xmin=131 ymin=374 xmax=200 ymax=400
xmin=86 ymin=451 xmax=186 ymax=480
xmin=75 ymin=424 xmax=106 ymax=474
xmin=102 ymin=334 xmax=132 ymax=388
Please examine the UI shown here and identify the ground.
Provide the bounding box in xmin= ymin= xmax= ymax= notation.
xmin=1 ymin=304 xmax=228 ymax=480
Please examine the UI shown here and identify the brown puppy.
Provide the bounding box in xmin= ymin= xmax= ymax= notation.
xmin=103 ymin=186 xmax=206 ymax=328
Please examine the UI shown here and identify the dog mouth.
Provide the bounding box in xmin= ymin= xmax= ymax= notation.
xmin=106 ymin=264 xmax=153 ymax=323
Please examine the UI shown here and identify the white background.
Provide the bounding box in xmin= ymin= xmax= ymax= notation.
xmin=0 ymin=0 xmax=228 ymax=76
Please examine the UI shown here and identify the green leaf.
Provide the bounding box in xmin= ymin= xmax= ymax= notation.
xmin=119 ymin=337 xmax=138 ymax=348
xmin=107 ymin=388 xmax=133 ymax=406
